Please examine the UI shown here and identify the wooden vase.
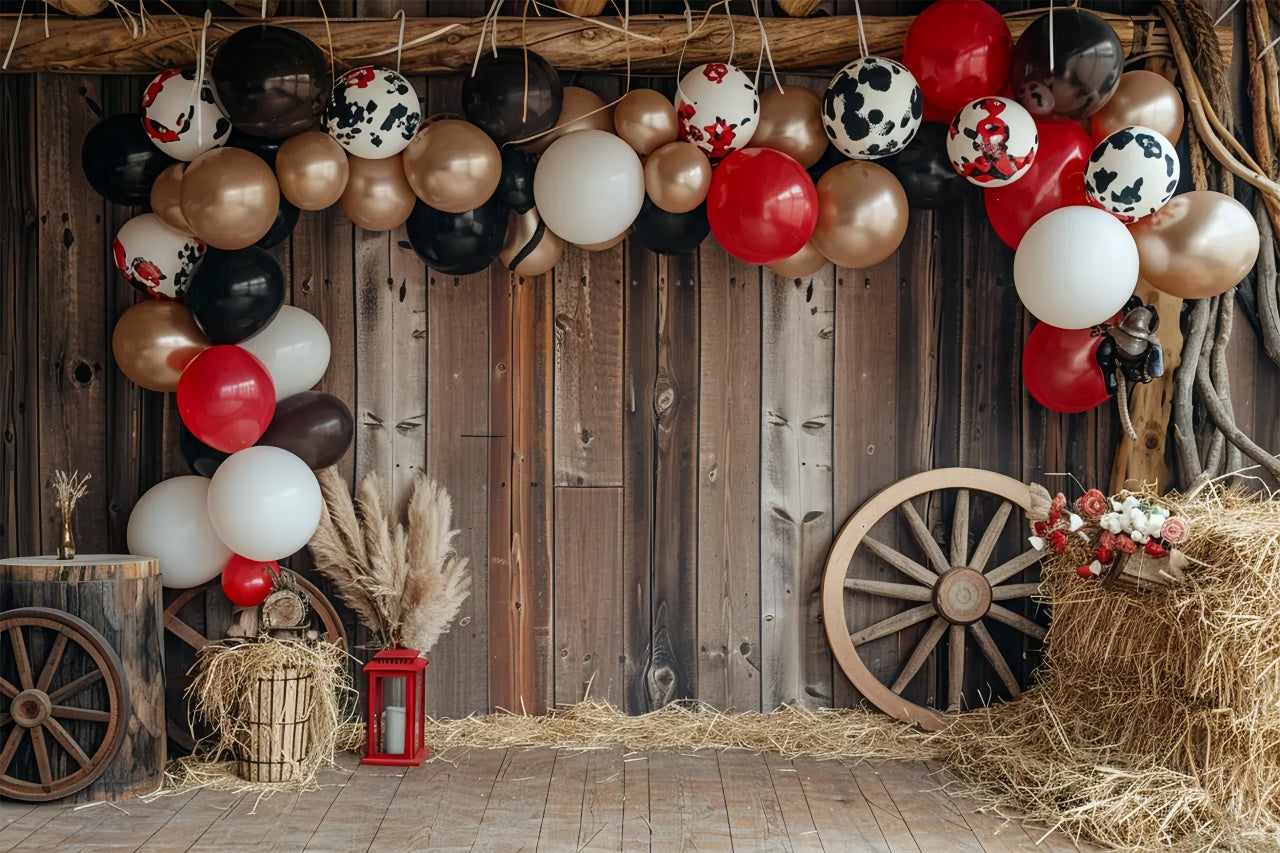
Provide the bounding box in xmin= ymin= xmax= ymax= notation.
xmin=554 ymin=0 xmax=608 ymax=15
xmin=777 ymin=0 xmax=823 ymax=16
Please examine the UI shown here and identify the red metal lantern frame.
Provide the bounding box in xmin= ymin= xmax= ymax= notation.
xmin=361 ymin=645 xmax=432 ymax=766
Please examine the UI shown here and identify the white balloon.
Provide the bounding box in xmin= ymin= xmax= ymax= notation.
xmin=1014 ymin=205 xmax=1139 ymax=329
xmin=208 ymin=446 xmax=323 ymax=561
xmin=127 ymin=476 xmax=232 ymax=589
xmin=533 ymin=129 xmax=644 ymax=246
xmin=240 ymin=305 xmax=332 ymax=400
xmin=142 ymin=68 xmax=232 ymax=162
xmin=675 ymin=63 xmax=760 ymax=158
xmin=1085 ymin=125 xmax=1180 ymax=222
xmin=113 ymin=212 xmax=205 ymax=300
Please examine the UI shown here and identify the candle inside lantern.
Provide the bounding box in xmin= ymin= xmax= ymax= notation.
xmin=383 ymin=705 xmax=406 ymax=754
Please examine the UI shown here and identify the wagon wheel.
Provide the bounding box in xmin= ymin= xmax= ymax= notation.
xmin=0 ymin=607 xmax=129 ymax=801
xmin=163 ymin=574 xmax=347 ymax=752
xmin=822 ymin=468 xmax=1048 ymax=731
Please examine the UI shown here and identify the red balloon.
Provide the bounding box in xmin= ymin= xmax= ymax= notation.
xmin=984 ymin=120 xmax=1093 ymax=249
xmin=707 ymin=148 xmax=817 ymax=265
xmin=903 ymin=1 xmax=1014 ymax=116
xmin=177 ymin=345 xmax=275 ymax=452
xmin=1022 ymin=322 xmax=1109 ymax=413
xmin=221 ymin=554 xmax=279 ymax=607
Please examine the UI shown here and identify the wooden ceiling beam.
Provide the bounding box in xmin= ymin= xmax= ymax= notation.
xmin=0 ymin=12 xmax=1233 ymax=76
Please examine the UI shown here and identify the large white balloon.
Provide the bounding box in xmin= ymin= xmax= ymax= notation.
xmin=127 ymin=476 xmax=232 ymax=588
xmin=533 ymin=129 xmax=644 ymax=246
xmin=240 ymin=305 xmax=332 ymax=401
xmin=207 ymin=446 xmax=323 ymax=562
xmin=1014 ymin=205 xmax=1139 ymax=329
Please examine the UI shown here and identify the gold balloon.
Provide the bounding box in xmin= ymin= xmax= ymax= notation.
xmin=150 ymin=163 xmax=189 ymax=232
xmin=402 ymin=119 xmax=502 ymax=214
xmin=112 ymin=300 xmax=210 ymax=392
xmin=342 ymin=153 xmax=416 ymax=232
xmin=522 ymin=86 xmax=614 ymax=154
xmin=644 ymin=141 xmax=712 ymax=214
xmin=1129 ymin=190 xmax=1260 ymax=299
xmin=579 ymin=230 xmax=629 ymax=251
xmin=614 ymin=88 xmax=679 ymax=156
xmin=811 ymin=162 xmax=909 ymax=269
xmin=275 ymin=131 xmax=350 ymax=211
xmin=501 ymin=209 xmax=564 ymax=276
xmin=767 ymin=240 xmax=828 ymax=278
xmin=179 ymin=147 xmax=280 ymax=250
xmin=1089 ymin=70 xmax=1185 ymax=145
xmin=749 ymin=86 xmax=828 ymax=169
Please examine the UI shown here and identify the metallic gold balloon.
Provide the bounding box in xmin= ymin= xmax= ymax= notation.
xmin=579 ymin=230 xmax=628 ymax=251
xmin=811 ymin=162 xmax=909 ymax=269
xmin=500 ymin=208 xmax=564 ymax=276
xmin=275 ymin=130 xmax=350 ymax=211
xmin=749 ymin=86 xmax=827 ymax=169
xmin=179 ymin=147 xmax=281 ymax=250
xmin=1089 ymin=70 xmax=1185 ymax=145
xmin=341 ymin=153 xmax=416 ymax=232
xmin=402 ymin=119 xmax=502 ymax=214
xmin=644 ymin=141 xmax=712 ymax=214
xmin=766 ymin=240 xmax=828 ymax=277
xmin=614 ymin=89 xmax=679 ymax=156
xmin=150 ymin=163 xmax=189 ymax=232
xmin=112 ymin=300 xmax=211 ymax=392
xmin=522 ymin=86 xmax=614 ymax=154
xmin=1129 ymin=190 xmax=1260 ymax=299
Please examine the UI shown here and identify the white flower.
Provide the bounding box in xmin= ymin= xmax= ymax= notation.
xmin=1029 ymin=536 xmax=1046 ymax=551
xmin=1068 ymin=513 xmax=1084 ymax=532
xmin=1128 ymin=507 xmax=1147 ymax=532
xmin=1101 ymin=514 xmax=1124 ymax=534
xmin=1130 ymin=530 xmax=1149 ymax=544
xmin=1121 ymin=495 xmax=1140 ymax=512
xmin=1089 ymin=560 xmax=1103 ymax=576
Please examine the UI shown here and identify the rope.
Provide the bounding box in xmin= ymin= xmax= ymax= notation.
xmin=190 ymin=10 xmax=210 ymax=146
xmin=394 ymin=9 xmax=405 ymax=73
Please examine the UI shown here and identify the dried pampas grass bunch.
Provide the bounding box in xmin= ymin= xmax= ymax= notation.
xmin=307 ymin=467 xmax=471 ymax=653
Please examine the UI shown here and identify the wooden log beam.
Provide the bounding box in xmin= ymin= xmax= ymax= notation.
xmin=0 ymin=12 xmax=1233 ymax=76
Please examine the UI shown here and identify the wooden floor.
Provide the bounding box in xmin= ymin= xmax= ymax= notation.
xmin=0 ymin=748 xmax=1099 ymax=852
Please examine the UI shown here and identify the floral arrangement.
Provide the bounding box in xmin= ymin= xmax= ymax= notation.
xmin=1027 ymin=484 xmax=1189 ymax=587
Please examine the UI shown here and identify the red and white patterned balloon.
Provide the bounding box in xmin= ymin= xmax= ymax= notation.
xmin=142 ymin=69 xmax=232 ymax=162
xmin=113 ymin=213 xmax=206 ymax=300
xmin=675 ymin=63 xmax=759 ymax=159
xmin=946 ymin=97 xmax=1039 ymax=186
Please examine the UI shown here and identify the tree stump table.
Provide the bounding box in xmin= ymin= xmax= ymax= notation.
xmin=0 ymin=555 xmax=164 ymax=802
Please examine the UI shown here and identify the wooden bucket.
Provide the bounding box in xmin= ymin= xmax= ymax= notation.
xmin=236 ymin=667 xmax=315 ymax=783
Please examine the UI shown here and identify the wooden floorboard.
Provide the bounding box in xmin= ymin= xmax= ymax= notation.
xmin=0 ymin=749 xmax=1106 ymax=852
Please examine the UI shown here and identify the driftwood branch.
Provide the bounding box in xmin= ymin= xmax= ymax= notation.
xmin=0 ymin=11 xmax=1234 ymax=75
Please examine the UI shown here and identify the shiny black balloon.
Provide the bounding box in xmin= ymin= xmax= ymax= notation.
xmin=212 ymin=25 xmax=330 ymax=138
xmin=632 ymin=198 xmax=709 ymax=255
xmin=81 ymin=113 xmax=175 ymax=205
xmin=1010 ymin=8 xmax=1124 ymax=121
xmin=227 ymin=128 xmax=284 ymax=168
xmin=255 ymin=195 xmax=299 ymax=250
xmin=180 ymin=423 xmax=230 ymax=477
xmin=497 ymin=148 xmax=537 ymax=214
xmin=405 ymin=196 xmax=507 ymax=276
xmin=256 ymin=391 xmax=354 ymax=470
xmin=185 ymin=248 xmax=285 ymax=344
xmin=462 ymin=49 xmax=563 ymax=144
xmin=883 ymin=122 xmax=972 ymax=210
xmin=805 ymin=143 xmax=848 ymax=184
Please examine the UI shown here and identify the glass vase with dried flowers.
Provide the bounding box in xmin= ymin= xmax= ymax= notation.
xmin=52 ymin=470 xmax=92 ymax=560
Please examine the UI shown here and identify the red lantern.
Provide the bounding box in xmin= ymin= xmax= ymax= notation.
xmin=361 ymin=646 xmax=431 ymax=766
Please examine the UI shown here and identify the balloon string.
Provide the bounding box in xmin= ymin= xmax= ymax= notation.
xmin=349 ymin=24 xmax=462 ymax=60
xmin=530 ymin=0 xmax=660 ymax=41
xmin=726 ymin=0 xmax=736 ymax=66
xmin=852 ymin=0 xmax=867 ymax=60
xmin=1212 ymin=0 xmax=1241 ymax=26
xmin=2 ymin=0 xmax=26 ymax=71
xmin=747 ymin=0 xmax=781 ymax=94
xmin=521 ymin=0 xmax=529 ymax=125
xmin=138 ymin=0 xmax=145 ymax=36
xmin=675 ymin=0 xmax=692 ymax=98
xmin=261 ymin=0 xmax=267 ymax=18
xmin=316 ymin=0 xmax=335 ymax=79
xmin=1260 ymin=34 xmax=1280 ymax=61
xmin=44 ymin=2 xmax=50 ymax=39
xmin=394 ymin=9 xmax=406 ymax=73
xmin=190 ymin=10 xmax=210 ymax=146
xmin=1048 ymin=0 xmax=1055 ymax=74
xmin=471 ymin=0 xmax=503 ymax=78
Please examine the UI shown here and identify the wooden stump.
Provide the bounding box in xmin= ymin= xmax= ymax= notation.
xmin=0 ymin=555 xmax=164 ymax=802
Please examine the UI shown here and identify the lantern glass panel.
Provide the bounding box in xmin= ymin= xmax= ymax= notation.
xmin=381 ymin=676 xmax=407 ymax=755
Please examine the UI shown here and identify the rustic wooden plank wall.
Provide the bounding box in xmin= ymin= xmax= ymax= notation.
xmin=2 ymin=0 xmax=1275 ymax=720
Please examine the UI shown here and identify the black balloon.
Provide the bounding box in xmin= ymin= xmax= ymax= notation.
xmin=185 ymin=247 xmax=285 ymax=344
xmin=806 ymin=143 xmax=849 ymax=184
xmin=632 ymin=197 xmax=709 ymax=255
xmin=256 ymin=391 xmax=354 ymax=470
xmin=405 ymin=196 xmax=507 ymax=275
xmin=227 ymin=128 xmax=284 ymax=168
xmin=883 ymin=122 xmax=972 ymax=210
xmin=255 ymin=195 xmax=299 ymax=250
xmin=1010 ymin=8 xmax=1124 ymax=121
xmin=180 ymin=423 xmax=230 ymax=478
xmin=81 ymin=114 xmax=175 ymax=205
xmin=462 ymin=49 xmax=563 ymax=144
xmin=212 ymin=25 xmax=330 ymax=138
xmin=497 ymin=148 xmax=536 ymax=214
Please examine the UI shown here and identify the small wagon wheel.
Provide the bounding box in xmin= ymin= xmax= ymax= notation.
xmin=0 ymin=607 xmax=129 ymax=801
xmin=822 ymin=468 xmax=1048 ymax=731
xmin=163 ymin=575 xmax=347 ymax=752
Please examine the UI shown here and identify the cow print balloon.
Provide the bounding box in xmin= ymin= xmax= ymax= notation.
xmin=822 ymin=57 xmax=922 ymax=160
xmin=946 ymin=97 xmax=1039 ymax=186
xmin=675 ymin=63 xmax=759 ymax=159
xmin=142 ymin=69 xmax=232 ymax=162
xmin=113 ymin=213 xmax=206 ymax=300
xmin=1085 ymin=125 xmax=1180 ymax=222
xmin=324 ymin=66 xmax=421 ymax=160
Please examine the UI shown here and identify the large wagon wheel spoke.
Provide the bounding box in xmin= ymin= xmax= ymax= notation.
xmin=35 ymin=634 xmax=68 ymax=693
xmin=43 ymin=717 xmax=93 ymax=769
xmin=47 ymin=670 xmax=103 ymax=705
xmin=51 ymin=705 xmax=112 ymax=723
xmin=823 ymin=468 xmax=1049 ymax=731
xmin=29 ymin=726 xmax=52 ymax=787
xmin=9 ymin=626 xmax=35 ymax=690
xmin=0 ymin=676 xmax=18 ymax=699
xmin=0 ymin=725 xmax=24 ymax=776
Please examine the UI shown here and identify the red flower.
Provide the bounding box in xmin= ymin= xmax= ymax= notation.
xmin=703 ymin=118 xmax=737 ymax=158
xmin=133 ymin=259 xmax=163 ymax=287
xmin=1078 ymin=489 xmax=1108 ymax=518
xmin=1100 ymin=530 xmax=1117 ymax=551
xmin=1159 ymin=517 xmax=1188 ymax=544
xmin=1144 ymin=539 xmax=1168 ymax=558
xmin=348 ymin=67 xmax=377 ymax=88
xmin=1048 ymin=530 xmax=1067 ymax=553
xmin=112 ymin=238 xmax=127 ymax=276
xmin=1114 ymin=534 xmax=1138 ymax=554
xmin=702 ymin=63 xmax=729 ymax=84
xmin=1076 ymin=565 xmax=1095 ymax=579
xmin=1033 ymin=521 xmax=1048 ymax=536
xmin=1096 ymin=546 xmax=1113 ymax=564
xmin=677 ymin=102 xmax=702 ymax=143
